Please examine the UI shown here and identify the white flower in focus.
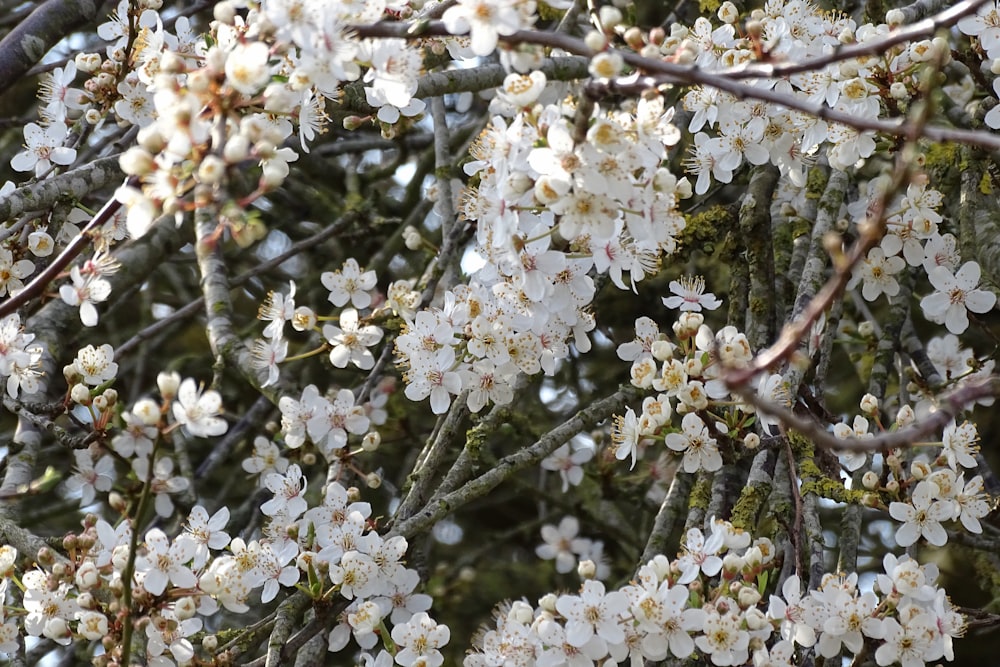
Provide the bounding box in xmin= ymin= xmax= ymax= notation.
xmin=262 ymin=464 xmax=308 ymax=519
xmin=662 ymin=275 xmax=722 ymax=311
xmin=832 ymin=415 xmax=871 ymax=472
xmin=146 ymin=610 xmax=202 ymax=665
xmin=242 ymin=435 xmax=289 ymax=481
xmin=22 ymin=571 xmax=79 ymax=645
xmin=38 ymin=61 xmax=88 ymax=123
xmin=73 ymin=344 xmax=118 ymax=386
xmin=874 ymin=615 xmax=934 ymax=667
xmin=403 ymin=346 xmax=463 ymax=415
xmin=850 ymin=247 xmax=905 ymax=301
xmin=251 ymin=335 xmax=287 ymax=387
xmin=324 ymin=308 xmax=383 ymax=370
xmin=10 ymin=122 xmax=77 ymax=176
xmin=695 ymin=608 xmax=750 ymax=666
xmin=920 ymin=261 xmax=997 ymax=334
xmin=0 ymin=247 xmax=34 ymax=297
xmin=183 ymin=505 xmax=231 ymax=569
xmin=954 ymin=474 xmax=991 ymax=534
xmin=321 ymin=258 xmax=377 ymax=309
xmin=172 ymin=378 xmax=226 ymax=437
xmin=611 ymin=408 xmax=641 ymax=469
xmin=941 ymin=420 xmax=979 ymax=470
xmin=138 ymin=529 xmax=198 ymax=596
xmin=889 ymin=480 xmax=951 ymax=547
xmin=675 ymin=526 xmax=724 ymax=584
xmin=767 ymin=574 xmax=816 ymax=647
xmin=27 ymin=231 xmax=54 ymax=257
xmin=556 ymin=579 xmax=628 ymax=648
xmin=390 ymin=612 xmax=450 ymax=667
xmin=665 ymin=412 xmax=722 ymax=473
xmin=59 ymin=266 xmax=111 ymax=327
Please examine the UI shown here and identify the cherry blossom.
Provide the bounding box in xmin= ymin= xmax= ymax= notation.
xmin=889 ymin=480 xmax=951 ymax=547
xmin=10 ymin=122 xmax=77 ymax=177
xmin=920 ymin=261 xmax=997 ymax=334
xmin=172 ymin=378 xmax=227 ymax=437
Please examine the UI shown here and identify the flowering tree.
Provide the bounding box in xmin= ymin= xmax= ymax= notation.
xmin=0 ymin=0 xmax=999 ymax=664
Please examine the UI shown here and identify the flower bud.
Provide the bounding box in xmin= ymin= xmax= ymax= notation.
xmin=157 ymin=371 xmax=181 ymax=399
xmin=64 ymin=364 xmax=82 ymax=385
xmin=202 ymin=634 xmax=219 ymax=652
xmin=403 ymin=226 xmax=423 ymax=251
xmin=584 ymin=30 xmax=607 ymax=51
xmin=890 ymin=82 xmax=908 ymax=100
xmin=538 ymin=593 xmax=558 ymax=613
xmin=722 ymin=553 xmax=744 ymax=574
xmin=743 ymin=433 xmax=760 ymax=449
xmin=895 ymin=405 xmax=915 ymax=428
xmin=577 ymin=559 xmax=597 ymax=580
xmin=739 ymin=586 xmax=762 ymax=609
xmin=718 ymin=1 xmax=739 ymax=23
xmin=365 ymin=472 xmax=382 ymax=489
xmin=885 ymin=8 xmax=905 ymax=27
xmin=175 ymin=596 xmax=198 ymax=620
xmin=745 ymin=607 xmax=769 ymax=631
xmin=76 ymin=561 xmax=100 ymax=590
xmin=862 ymin=471 xmax=880 ymax=490
xmin=858 ymin=321 xmax=875 ymax=337
xmin=910 ymin=460 xmax=931 ymax=480
xmin=92 ymin=395 xmax=108 ymax=411
xmin=509 ymin=600 xmax=534 ymax=624
xmin=75 ymin=52 xmax=102 ymax=73
xmin=651 ymin=340 xmax=675 ymax=361
xmin=859 ymin=393 xmax=879 ymax=416
xmin=71 ymin=383 xmax=92 ymax=405
xmin=599 ymin=6 xmax=622 ymax=28
xmin=102 ymin=388 xmax=118 ymax=406
xmin=362 ymin=431 xmax=381 ymax=452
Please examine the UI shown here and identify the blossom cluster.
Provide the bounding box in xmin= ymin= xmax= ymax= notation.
xmin=0 ymin=471 xmax=449 ymax=667
xmin=470 ymin=517 xmax=965 ymax=666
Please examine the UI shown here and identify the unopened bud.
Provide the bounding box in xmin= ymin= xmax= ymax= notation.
xmin=71 ymin=383 xmax=92 ymax=405
xmin=651 ymin=340 xmax=675 ymax=361
xmin=362 ymin=431 xmax=381 ymax=452
xmin=885 ymin=8 xmax=905 ymax=27
xmin=584 ymin=30 xmax=607 ymax=52
xmin=744 ymin=433 xmax=761 ymax=449
xmin=738 ymin=586 xmax=761 ymax=608
xmin=598 ymin=6 xmax=622 ymax=29
xmin=862 ymin=471 xmax=880 ymax=490
xmin=577 ymin=559 xmax=597 ymax=580
xmin=718 ymin=1 xmax=739 ymax=24
xmin=157 ymin=371 xmax=180 ymax=399
xmin=342 ymin=115 xmax=368 ymax=131
xmin=895 ymin=405 xmax=915 ymax=428
xmin=910 ymin=460 xmax=931 ymax=480
xmin=539 ymin=593 xmax=558 ymax=613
